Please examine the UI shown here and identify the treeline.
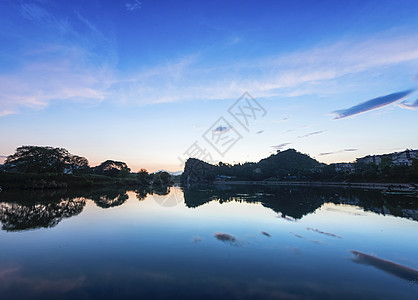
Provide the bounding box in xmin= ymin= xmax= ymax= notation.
xmin=181 ymin=149 xmax=418 ymax=183
xmin=0 ymin=146 xmax=172 ymax=190
xmin=319 ymin=161 xmax=418 ymax=182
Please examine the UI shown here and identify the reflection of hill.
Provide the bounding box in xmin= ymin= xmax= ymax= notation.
xmin=0 ymin=197 xmax=85 ymax=231
xmin=183 ymin=185 xmax=326 ymax=219
xmin=183 ymin=185 xmax=418 ymax=221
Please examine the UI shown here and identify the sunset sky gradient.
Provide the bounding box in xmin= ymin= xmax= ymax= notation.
xmin=1 ymin=0 xmax=417 ymax=172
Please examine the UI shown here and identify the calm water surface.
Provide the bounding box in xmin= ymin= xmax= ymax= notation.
xmin=0 ymin=185 xmax=417 ymax=299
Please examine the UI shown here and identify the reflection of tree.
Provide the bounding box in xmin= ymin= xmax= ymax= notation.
xmin=89 ymin=189 xmax=129 ymax=208
xmin=0 ymin=197 xmax=85 ymax=231
xmin=151 ymin=185 xmax=170 ymax=196
xmin=183 ymin=184 xmax=418 ymax=221
xmin=135 ymin=187 xmax=150 ymax=201
xmin=0 ymin=187 xmax=157 ymax=232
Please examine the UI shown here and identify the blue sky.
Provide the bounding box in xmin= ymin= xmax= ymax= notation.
xmin=1 ymin=0 xmax=418 ymax=172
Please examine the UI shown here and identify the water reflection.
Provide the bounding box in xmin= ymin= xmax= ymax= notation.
xmin=183 ymin=185 xmax=418 ymax=221
xmin=350 ymin=250 xmax=418 ymax=283
xmin=0 ymin=185 xmax=417 ymax=299
xmin=0 ymin=195 xmax=85 ymax=231
xmin=0 ymin=185 xmax=417 ymax=232
xmin=89 ymin=189 xmax=129 ymax=208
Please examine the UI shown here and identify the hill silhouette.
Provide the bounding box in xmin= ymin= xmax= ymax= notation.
xmin=181 ymin=149 xmax=322 ymax=183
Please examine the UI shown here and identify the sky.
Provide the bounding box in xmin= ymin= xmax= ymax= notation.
xmin=0 ymin=0 xmax=418 ymax=172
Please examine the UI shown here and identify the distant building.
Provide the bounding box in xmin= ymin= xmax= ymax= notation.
xmin=391 ymin=149 xmax=418 ymax=166
xmin=333 ymin=163 xmax=356 ymax=174
xmin=356 ymin=149 xmax=418 ymax=167
xmin=356 ymin=155 xmax=382 ymax=165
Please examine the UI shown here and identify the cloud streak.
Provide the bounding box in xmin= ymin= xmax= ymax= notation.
xmin=213 ymin=126 xmax=230 ymax=133
xmin=298 ymin=130 xmax=326 ymax=139
xmin=399 ymin=98 xmax=418 ymax=109
xmin=272 ymin=143 xmax=291 ymax=150
xmin=333 ymin=90 xmax=414 ymax=119
xmin=318 ymin=149 xmax=358 ymax=156
xmin=2 ymin=2 xmax=418 ymax=117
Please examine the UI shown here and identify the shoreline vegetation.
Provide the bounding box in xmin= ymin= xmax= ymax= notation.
xmin=180 ymin=149 xmax=418 ymax=194
xmin=1 ymin=146 xmax=417 ymax=193
xmin=0 ymin=146 xmax=173 ymax=191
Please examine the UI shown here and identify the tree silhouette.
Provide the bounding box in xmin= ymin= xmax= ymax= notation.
xmin=93 ymin=160 xmax=131 ymax=178
xmin=4 ymin=146 xmax=89 ymax=174
xmin=89 ymin=189 xmax=129 ymax=208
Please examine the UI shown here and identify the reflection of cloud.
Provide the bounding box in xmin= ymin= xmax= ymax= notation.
xmin=298 ymin=130 xmax=326 ymax=138
xmin=125 ymin=0 xmax=142 ymax=11
xmin=290 ymin=232 xmax=304 ymax=239
xmin=350 ymin=250 xmax=418 ymax=283
xmin=272 ymin=143 xmax=291 ymax=150
xmin=192 ymin=236 xmax=202 ymax=243
xmin=285 ymin=246 xmax=301 ymax=255
xmin=319 ymin=149 xmax=358 ymax=156
xmin=333 ymin=89 xmax=413 ymax=119
xmin=399 ymin=98 xmax=418 ymax=109
xmin=0 ymin=265 xmax=85 ymax=293
xmin=214 ymin=232 xmax=240 ymax=246
xmin=306 ymin=227 xmax=342 ymax=238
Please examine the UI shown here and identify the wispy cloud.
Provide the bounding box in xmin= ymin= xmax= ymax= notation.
xmin=105 ymin=31 xmax=418 ymax=106
xmin=0 ymin=110 xmax=16 ymax=117
xmin=125 ymin=0 xmax=142 ymax=12
xmin=399 ymin=98 xmax=418 ymax=109
xmin=20 ymin=3 xmax=49 ymax=22
xmin=2 ymin=2 xmax=418 ymax=117
xmin=0 ymin=3 xmax=115 ymax=115
xmin=298 ymin=130 xmax=326 ymax=138
xmin=272 ymin=143 xmax=291 ymax=150
xmin=333 ymin=90 xmax=414 ymax=119
xmin=318 ymin=149 xmax=358 ymax=156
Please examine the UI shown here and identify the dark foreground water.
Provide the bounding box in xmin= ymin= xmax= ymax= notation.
xmin=0 ymin=185 xmax=417 ymax=300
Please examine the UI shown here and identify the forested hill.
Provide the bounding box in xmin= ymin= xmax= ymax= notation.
xmin=181 ymin=149 xmax=322 ymax=183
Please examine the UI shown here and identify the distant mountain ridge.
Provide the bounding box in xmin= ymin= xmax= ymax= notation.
xmin=154 ymin=170 xmax=183 ymax=176
xmin=181 ymin=148 xmax=418 ymax=183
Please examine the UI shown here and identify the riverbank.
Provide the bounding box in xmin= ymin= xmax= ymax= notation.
xmin=214 ymin=180 xmax=418 ymax=192
xmin=0 ymin=172 xmax=145 ymax=190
